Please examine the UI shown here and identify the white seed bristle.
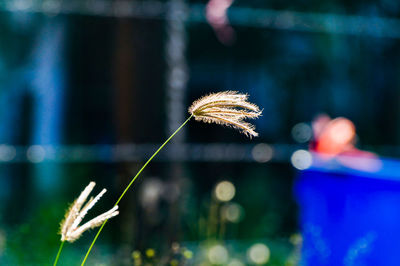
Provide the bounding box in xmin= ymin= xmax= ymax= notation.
xmin=189 ymin=91 xmax=262 ymax=138
xmin=60 ymin=182 xmax=119 ymax=242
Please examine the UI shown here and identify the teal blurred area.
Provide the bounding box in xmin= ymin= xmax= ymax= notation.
xmin=0 ymin=0 xmax=399 ymax=265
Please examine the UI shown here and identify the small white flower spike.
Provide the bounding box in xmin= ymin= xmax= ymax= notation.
xmin=60 ymin=182 xmax=119 ymax=242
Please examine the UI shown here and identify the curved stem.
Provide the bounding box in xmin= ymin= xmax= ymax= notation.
xmin=81 ymin=115 xmax=193 ymax=265
xmin=53 ymin=241 xmax=65 ymax=266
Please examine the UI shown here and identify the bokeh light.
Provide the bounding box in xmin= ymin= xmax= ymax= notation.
xmin=289 ymin=233 xmax=303 ymax=246
xmin=145 ymin=248 xmax=155 ymax=258
xmin=291 ymin=122 xmax=312 ymax=143
xmin=139 ymin=178 xmax=163 ymax=208
xmin=215 ymin=181 xmax=236 ymax=202
xmin=247 ymin=243 xmax=270 ymax=265
xmin=227 ymin=258 xmax=245 ymax=266
xmin=252 ymin=143 xmax=274 ymax=163
xmin=208 ymin=244 xmax=229 ymax=264
xmin=132 ymin=250 xmax=141 ymax=260
xmin=26 ymin=145 xmax=46 ymax=163
xmin=183 ymin=249 xmax=193 ymax=259
xmin=0 ymin=144 xmax=16 ymax=162
xmin=221 ymin=202 xmax=244 ymax=223
xmin=291 ymin=150 xmax=312 ymax=170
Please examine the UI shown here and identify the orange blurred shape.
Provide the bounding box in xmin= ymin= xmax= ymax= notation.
xmin=310 ymin=114 xmax=381 ymax=172
xmin=313 ymin=116 xmax=356 ymax=156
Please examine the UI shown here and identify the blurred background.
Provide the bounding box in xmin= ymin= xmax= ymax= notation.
xmin=0 ymin=0 xmax=400 ymax=265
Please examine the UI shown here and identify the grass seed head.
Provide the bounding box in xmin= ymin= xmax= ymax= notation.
xmin=189 ymin=91 xmax=262 ymax=137
xmin=60 ymin=181 xmax=119 ymax=242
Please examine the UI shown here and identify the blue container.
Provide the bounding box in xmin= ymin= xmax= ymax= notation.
xmin=295 ymin=154 xmax=400 ymax=266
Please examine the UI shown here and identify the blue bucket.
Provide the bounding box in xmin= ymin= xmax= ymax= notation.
xmin=295 ymin=154 xmax=400 ymax=266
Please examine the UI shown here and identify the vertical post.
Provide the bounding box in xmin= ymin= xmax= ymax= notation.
xmin=165 ymin=0 xmax=188 ymax=145
xmin=164 ymin=0 xmax=189 ymax=242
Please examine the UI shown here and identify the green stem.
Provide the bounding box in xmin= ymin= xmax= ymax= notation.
xmin=81 ymin=115 xmax=193 ymax=265
xmin=53 ymin=241 xmax=65 ymax=266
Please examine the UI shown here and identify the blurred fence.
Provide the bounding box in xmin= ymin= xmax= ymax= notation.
xmin=1 ymin=0 xmax=400 ymax=39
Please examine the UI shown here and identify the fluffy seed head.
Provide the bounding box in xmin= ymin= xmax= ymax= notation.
xmin=189 ymin=91 xmax=262 ymax=137
xmin=60 ymin=181 xmax=119 ymax=242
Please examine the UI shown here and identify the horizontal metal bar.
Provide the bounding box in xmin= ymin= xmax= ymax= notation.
xmin=1 ymin=0 xmax=400 ymax=38
xmin=0 ymin=143 xmax=299 ymax=163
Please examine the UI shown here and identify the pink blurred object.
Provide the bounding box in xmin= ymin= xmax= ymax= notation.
xmin=310 ymin=114 xmax=381 ymax=172
xmin=206 ymin=0 xmax=236 ymax=45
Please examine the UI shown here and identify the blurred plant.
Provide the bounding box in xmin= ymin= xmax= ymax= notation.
xmin=132 ymin=243 xmax=193 ymax=266
xmin=74 ymin=91 xmax=262 ymax=265
xmin=53 ymin=182 xmax=119 ymax=266
xmin=285 ymin=233 xmax=302 ymax=266
xmin=205 ymin=180 xmax=242 ymax=240
xmin=0 ymin=229 xmax=5 ymax=258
